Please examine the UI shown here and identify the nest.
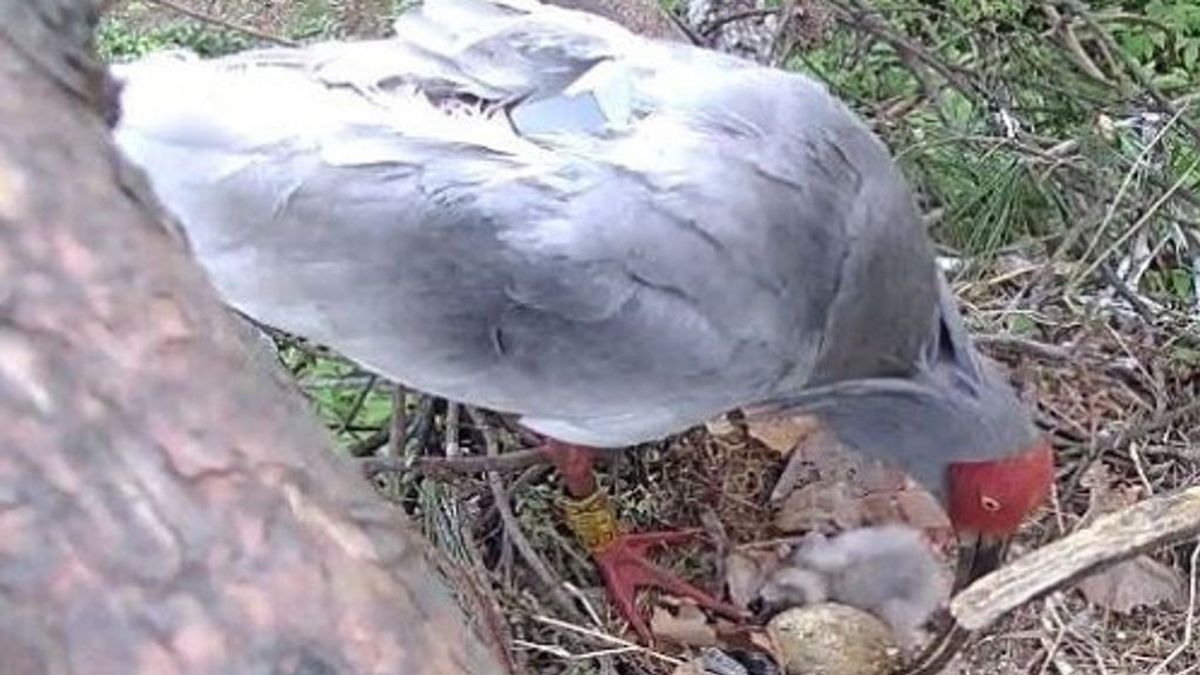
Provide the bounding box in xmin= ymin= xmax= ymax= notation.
xmin=101 ymin=0 xmax=1200 ymax=672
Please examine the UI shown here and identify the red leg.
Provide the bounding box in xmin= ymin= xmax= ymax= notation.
xmin=540 ymin=440 xmax=745 ymax=643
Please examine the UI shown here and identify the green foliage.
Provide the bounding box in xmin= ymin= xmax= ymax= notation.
xmin=95 ymin=18 xmax=250 ymax=61
xmin=784 ymin=0 xmax=1198 ymax=294
xmin=1107 ymin=0 xmax=1200 ymax=83
xmin=278 ymin=345 xmax=394 ymax=451
xmin=289 ymin=0 xmax=341 ymax=40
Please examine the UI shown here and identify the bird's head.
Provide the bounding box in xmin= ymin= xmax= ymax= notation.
xmin=941 ymin=434 xmax=1054 ymax=586
xmin=789 ymin=371 xmax=1054 ymax=588
xmin=766 ymin=279 xmax=1055 ymax=588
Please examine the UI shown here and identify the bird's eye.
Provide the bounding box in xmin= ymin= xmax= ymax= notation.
xmin=980 ymin=495 xmax=1002 ymax=512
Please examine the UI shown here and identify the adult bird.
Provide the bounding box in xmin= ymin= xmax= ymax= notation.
xmin=111 ymin=0 xmax=1054 ymax=648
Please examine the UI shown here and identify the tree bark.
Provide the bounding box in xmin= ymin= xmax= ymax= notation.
xmin=0 ymin=3 xmax=506 ymax=674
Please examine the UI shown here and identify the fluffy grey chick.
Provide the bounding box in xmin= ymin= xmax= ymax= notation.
xmin=758 ymin=525 xmax=944 ymax=645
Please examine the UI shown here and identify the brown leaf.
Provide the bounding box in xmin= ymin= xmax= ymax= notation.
xmin=650 ymin=604 xmax=720 ymax=647
xmin=1079 ymin=462 xmax=1142 ymax=528
xmin=1075 ymin=555 xmax=1185 ymax=614
xmin=769 ymin=425 xmax=861 ymax=502
xmin=774 ymin=481 xmax=863 ymax=533
xmin=745 ymin=414 xmax=822 ymax=454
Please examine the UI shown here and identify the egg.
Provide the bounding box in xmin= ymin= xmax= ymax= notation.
xmin=766 ymin=603 xmax=901 ymax=675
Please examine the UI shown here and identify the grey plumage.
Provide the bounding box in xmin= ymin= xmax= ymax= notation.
xmin=112 ymin=0 xmax=1037 ymax=480
xmin=757 ymin=525 xmax=944 ymax=644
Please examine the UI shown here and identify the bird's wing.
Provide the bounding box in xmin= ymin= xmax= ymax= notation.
xmin=113 ymin=0 xmax=901 ymax=446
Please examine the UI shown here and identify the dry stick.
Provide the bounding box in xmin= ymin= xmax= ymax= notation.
xmin=1068 ymin=104 xmax=1192 ymax=291
xmin=386 ymin=384 xmax=407 ymax=459
xmin=362 ymin=447 xmax=549 ymax=478
xmin=1148 ymin=537 xmax=1200 ymax=675
xmin=827 ymin=0 xmax=983 ymax=101
xmin=348 ymin=426 xmax=389 ymax=458
xmin=701 ymin=7 xmax=780 ymax=37
xmin=661 ymin=7 xmax=705 ymax=47
xmin=466 ymin=407 xmax=587 ymax=624
xmin=1060 ymin=383 xmax=1200 ymax=502
xmin=1077 ymin=157 xmax=1200 ymax=284
xmin=950 ymin=486 xmax=1200 ymax=631
xmin=1041 ymin=3 xmax=1112 ymax=84
xmin=336 ymin=374 xmax=377 ymax=435
xmin=143 ymin=0 xmax=300 ymax=46
xmin=445 ymin=402 xmax=461 ymax=457
xmin=1061 ymin=0 xmax=1200 ymax=149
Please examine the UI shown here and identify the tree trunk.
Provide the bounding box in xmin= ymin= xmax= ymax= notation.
xmin=0 ymin=3 xmax=506 ymax=674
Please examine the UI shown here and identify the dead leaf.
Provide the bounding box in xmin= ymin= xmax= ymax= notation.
xmin=769 ymin=426 xmax=857 ymax=502
xmin=651 ymin=604 xmax=720 ymax=647
xmin=1079 ymin=462 xmax=1142 ymax=528
xmin=1075 ymin=555 xmax=1185 ymax=614
xmin=774 ymin=481 xmax=863 ymax=533
xmin=745 ymin=414 xmax=821 ymax=454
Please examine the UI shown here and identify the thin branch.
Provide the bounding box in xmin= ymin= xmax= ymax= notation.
xmin=1060 ymin=0 xmax=1200 ymax=148
xmin=1061 ymin=397 xmax=1200 ymax=502
xmin=700 ymin=7 xmax=780 ymax=37
xmin=361 ymin=447 xmax=549 ymax=478
xmin=466 ymin=407 xmax=586 ymax=623
xmin=1043 ymin=2 xmax=1112 ymax=84
xmin=950 ymin=486 xmax=1200 ymax=631
xmin=144 ymin=0 xmax=300 ymax=46
xmin=386 ymin=384 xmax=407 ymax=459
xmin=445 ymin=402 xmax=461 ymax=457
xmin=336 ymin=374 xmax=377 ymax=435
xmin=348 ymin=427 xmax=389 ymax=458
xmin=1149 ymin=537 xmax=1200 ymax=675
xmin=826 ymin=0 xmax=984 ymax=102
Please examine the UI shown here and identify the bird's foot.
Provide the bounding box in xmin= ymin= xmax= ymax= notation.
xmin=561 ymin=491 xmax=745 ymax=643
xmin=593 ymin=530 xmax=747 ymax=642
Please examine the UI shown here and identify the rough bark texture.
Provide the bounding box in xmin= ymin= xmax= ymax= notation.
xmin=951 ymin=485 xmax=1200 ymax=631
xmin=0 ymin=3 xmax=506 ymax=675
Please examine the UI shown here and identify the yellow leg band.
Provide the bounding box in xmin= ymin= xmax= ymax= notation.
xmin=560 ymin=491 xmax=621 ymax=552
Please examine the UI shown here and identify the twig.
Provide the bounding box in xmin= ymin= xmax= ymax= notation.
xmin=1076 ymin=157 xmax=1200 ymax=289
xmin=826 ymin=0 xmax=983 ymax=101
xmin=662 ymin=7 xmax=706 ymax=47
xmin=361 ymin=447 xmax=549 ymax=478
xmin=1148 ymin=537 xmax=1200 ymax=675
xmin=1060 ymin=0 xmax=1200 ymax=148
xmin=336 ymin=374 xmax=377 ymax=435
xmin=143 ymin=0 xmax=300 ymax=46
xmin=347 ymin=427 xmax=388 ymax=458
xmin=1061 ymin=396 xmax=1200 ymax=501
xmin=1069 ymin=104 xmax=1192 ymax=291
xmin=1042 ymin=3 xmax=1112 ymax=84
xmin=512 ymin=639 xmax=638 ymax=660
xmin=976 ymin=334 xmax=1077 ymax=362
xmin=445 ymin=402 xmax=461 ymax=457
xmin=1097 ymin=263 xmax=1157 ymax=324
xmin=950 ymin=486 xmax=1200 ymax=631
xmin=701 ymin=7 xmax=779 ymax=37
xmin=467 ymin=407 xmax=586 ymax=624
xmin=385 ymin=384 xmax=406 ymax=459
xmin=531 ymin=615 xmax=685 ymax=666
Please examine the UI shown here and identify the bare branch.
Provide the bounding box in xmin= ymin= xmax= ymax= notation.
xmin=951 ymin=486 xmax=1200 ymax=630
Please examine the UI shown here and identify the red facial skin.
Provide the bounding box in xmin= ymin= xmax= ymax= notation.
xmin=945 ymin=436 xmax=1056 ymax=537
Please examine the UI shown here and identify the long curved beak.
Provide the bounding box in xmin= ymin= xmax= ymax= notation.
xmin=895 ymin=532 xmax=1011 ymax=675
